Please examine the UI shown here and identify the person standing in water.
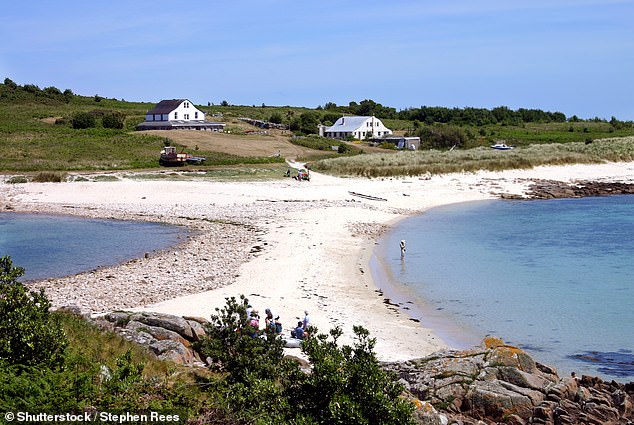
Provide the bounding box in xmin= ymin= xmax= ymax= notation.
xmin=400 ymin=240 xmax=406 ymax=258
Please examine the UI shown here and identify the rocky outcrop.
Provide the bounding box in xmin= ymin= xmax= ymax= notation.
xmin=90 ymin=310 xmax=634 ymax=424
xmin=384 ymin=337 xmax=634 ymax=425
xmin=526 ymin=180 xmax=634 ymax=200
xmin=98 ymin=311 xmax=209 ymax=366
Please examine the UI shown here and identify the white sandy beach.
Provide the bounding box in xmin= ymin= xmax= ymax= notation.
xmin=2 ymin=161 xmax=634 ymax=361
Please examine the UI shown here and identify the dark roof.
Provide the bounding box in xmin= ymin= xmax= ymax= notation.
xmin=146 ymin=99 xmax=187 ymax=115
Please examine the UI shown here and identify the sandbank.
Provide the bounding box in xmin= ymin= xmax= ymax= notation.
xmin=2 ymin=161 xmax=633 ymax=361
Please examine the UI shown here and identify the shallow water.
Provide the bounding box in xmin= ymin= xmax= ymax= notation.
xmin=376 ymin=195 xmax=634 ymax=381
xmin=0 ymin=213 xmax=184 ymax=281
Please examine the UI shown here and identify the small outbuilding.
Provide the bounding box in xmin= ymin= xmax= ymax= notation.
xmin=136 ymin=99 xmax=225 ymax=131
xmin=380 ymin=136 xmax=421 ymax=150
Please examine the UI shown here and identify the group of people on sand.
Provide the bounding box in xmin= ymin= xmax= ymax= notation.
xmin=246 ymin=304 xmax=311 ymax=341
xmin=246 ymin=305 xmax=282 ymax=335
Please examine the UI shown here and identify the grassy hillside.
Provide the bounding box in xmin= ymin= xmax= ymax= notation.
xmin=2 ymin=80 xmax=634 ymax=176
xmin=0 ymin=83 xmax=310 ymax=173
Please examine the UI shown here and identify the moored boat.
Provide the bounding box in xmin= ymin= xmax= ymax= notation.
xmin=490 ymin=142 xmax=514 ymax=150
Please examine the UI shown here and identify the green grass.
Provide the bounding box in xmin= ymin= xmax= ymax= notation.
xmin=469 ymin=121 xmax=634 ymax=147
xmin=0 ymin=85 xmax=285 ymax=172
xmin=312 ymin=137 xmax=634 ymax=177
xmin=3 ymin=82 xmax=634 ymax=177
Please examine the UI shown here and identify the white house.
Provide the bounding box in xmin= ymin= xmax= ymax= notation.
xmin=320 ymin=116 xmax=392 ymax=140
xmin=136 ymin=99 xmax=225 ymax=131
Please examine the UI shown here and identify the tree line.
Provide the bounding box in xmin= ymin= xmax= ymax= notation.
xmin=318 ymin=98 xmax=632 ymax=126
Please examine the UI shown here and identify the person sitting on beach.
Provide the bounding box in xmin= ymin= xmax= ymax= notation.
xmin=264 ymin=308 xmax=275 ymax=328
xmin=274 ymin=316 xmax=283 ymax=334
xmin=246 ymin=304 xmax=253 ymax=319
xmin=247 ymin=310 xmax=260 ymax=335
xmin=291 ymin=321 xmax=305 ymax=339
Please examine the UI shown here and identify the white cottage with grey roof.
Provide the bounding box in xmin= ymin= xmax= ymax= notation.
xmin=136 ymin=99 xmax=225 ymax=131
xmin=320 ymin=116 xmax=392 ymax=140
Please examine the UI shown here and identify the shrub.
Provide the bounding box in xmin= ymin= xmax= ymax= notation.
xmin=6 ymin=176 xmax=28 ymax=184
xmin=296 ymin=326 xmax=415 ymax=425
xmin=71 ymin=111 xmax=96 ymax=129
xmin=0 ymin=257 xmax=68 ymax=368
xmin=195 ymin=296 xmax=292 ymax=384
xmin=32 ymin=172 xmax=67 ymax=182
xmin=269 ymin=112 xmax=283 ymax=124
xmin=196 ymin=296 xmax=415 ymax=425
xmin=102 ymin=111 xmax=126 ymax=129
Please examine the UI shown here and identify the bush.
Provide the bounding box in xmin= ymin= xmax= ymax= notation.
xmin=0 ymin=257 xmax=67 ymax=368
xmin=71 ymin=111 xmax=96 ymax=129
xmin=296 ymin=326 xmax=415 ymax=425
xmin=196 ymin=296 xmax=415 ymax=425
xmin=269 ymin=112 xmax=283 ymax=124
xmin=102 ymin=111 xmax=126 ymax=129
xmin=32 ymin=172 xmax=67 ymax=182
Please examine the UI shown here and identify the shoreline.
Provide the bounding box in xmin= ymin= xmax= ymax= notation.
xmin=2 ymin=162 xmax=634 ymax=362
xmin=369 ymin=208 xmax=486 ymax=351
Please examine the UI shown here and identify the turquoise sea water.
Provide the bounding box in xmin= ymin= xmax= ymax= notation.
xmin=376 ymin=195 xmax=634 ymax=381
xmin=0 ymin=213 xmax=184 ymax=281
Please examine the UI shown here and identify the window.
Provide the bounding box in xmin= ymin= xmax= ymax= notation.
xmin=195 ymin=112 xmax=198 ymax=119
xmin=175 ymin=112 xmax=178 ymax=119
xmin=184 ymin=114 xmax=189 ymax=120
xmin=184 ymin=101 xmax=189 ymax=108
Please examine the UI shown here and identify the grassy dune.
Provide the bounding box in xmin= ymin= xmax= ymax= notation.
xmin=311 ymin=137 xmax=634 ymax=177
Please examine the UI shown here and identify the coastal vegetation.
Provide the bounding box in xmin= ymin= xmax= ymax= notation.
xmin=2 ymin=77 xmax=634 ymax=177
xmin=0 ymin=257 xmax=414 ymax=424
xmin=312 ymin=137 xmax=634 ymax=177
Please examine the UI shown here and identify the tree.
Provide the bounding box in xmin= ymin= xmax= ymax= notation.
xmin=3 ymin=78 xmax=18 ymax=89
xmin=62 ymin=89 xmax=74 ymax=102
xmin=0 ymin=257 xmax=67 ymax=368
xmin=71 ymin=112 xmax=96 ymax=129
xmin=299 ymin=112 xmax=320 ymax=134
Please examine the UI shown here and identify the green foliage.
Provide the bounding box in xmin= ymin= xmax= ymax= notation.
xmin=102 ymin=111 xmax=126 ymax=129
xmin=296 ymin=326 xmax=415 ymax=425
xmin=417 ymin=124 xmax=474 ymax=149
xmin=297 ymin=112 xmax=320 ymax=135
xmin=0 ymin=257 xmax=67 ymax=368
xmin=269 ymin=112 xmax=283 ymax=124
xmin=32 ymin=172 xmax=67 ymax=182
xmin=71 ymin=111 xmax=97 ymax=129
xmin=0 ymin=307 xmax=221 ymax=421
xmin=290 ymin=136 xmax=362 ymax=156
xmin=312 ymin=137 xmax=634 ymax=177
xmin=196 ymin=296 xmax=414 ymax=425
xmin=196 ymin=296 xmax=290 ymax=383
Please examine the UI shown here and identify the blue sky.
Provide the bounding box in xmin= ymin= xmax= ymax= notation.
xmin=1 ymin=0 xmax=633 ymax=119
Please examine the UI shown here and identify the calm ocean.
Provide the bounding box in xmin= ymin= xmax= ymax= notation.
xmin=375 ymin=195 xmax=634 ymax=381
xmin=0 ymin=213 xmax=184 ymax=281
